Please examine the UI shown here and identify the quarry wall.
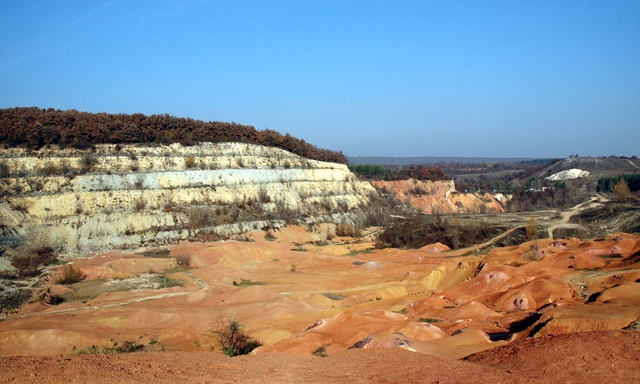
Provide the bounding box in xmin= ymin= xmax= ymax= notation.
xmin=370 ymin=179 xmax=510 ymax=214
xmin=0 ymin=142 xmax=376 ymax=255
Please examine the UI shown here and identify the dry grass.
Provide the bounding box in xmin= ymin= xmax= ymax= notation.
xmin=134 ymin=197 xmax=146 ymax=212
xmin=54 ymin=265 xmax=86 ymax=285
xmin=186 ymin=206 xmax=217 ymax=228
xmin=184 ymin=155 xmax=196 ymax=169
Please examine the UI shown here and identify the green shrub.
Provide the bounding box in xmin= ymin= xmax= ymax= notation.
xmin=347 ymin=164 xmax=392 ymax=180
xmin=345 ymin=248 xmax=374 ymax=256
xmin=418 ymin=318 xmax=441 ymax=323
xmin=232 ymin=279 xmax=265 ymax=287
xmin=211 ymin=317 xmax=261 ymax=357
xmin=73 ymin=340 xmax=145 ymax=355
xmin=312 ymin=346 xmax=328 ymax=357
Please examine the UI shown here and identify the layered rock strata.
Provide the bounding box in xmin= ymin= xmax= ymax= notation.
xmin=0 ymin=142 xmax=376 ymax=254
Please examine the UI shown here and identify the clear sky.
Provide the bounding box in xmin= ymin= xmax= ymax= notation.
xmin=1 ymin=1 xmax=638 ymax=158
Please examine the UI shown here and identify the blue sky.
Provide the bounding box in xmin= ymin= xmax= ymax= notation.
xmin=1 ymin=1 xmax=638 ymax=158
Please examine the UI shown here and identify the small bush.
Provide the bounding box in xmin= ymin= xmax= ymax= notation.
xmin=526 ymin=217 xmax=537 ymax=241
xmin=55 ymin=264 xmax=86 ymax=285
xmin=336 ymin=224 xmax=360 ymax=237
xmin=0 ymin=161 xmax=9 ymax=177
xmin=133 ymin=176 xmax=145 ymax=189
xmin=312 ymin=346 xmax=328 ymax=357
xmin=322 ymin=292 xmax=345 ymax=301
xmin=80 ymin=154 xmax=97 ymax=174
xmin=134 ymin=196 xmax=146 ymax=212
xmin=11 ymin=247 xmax=58 ymax=277
xmin=232 ymin=279 xmax=265 ymax=287
xmin=211 ymin=317 xmax=261 ymax=357
xmin=140 ymin=248 xmax=171 ymax=258
xmin=12 ymin=201 xmax=29 ymax=214
xmin=418 ymin=318 xmax=441 ymax=324
xmin=59 ymin=160 xmax=74 ymax=176
xmin=175 ymin=254 xmax=191 ymax=267
xmin=184 ymin=155 xmax=196 ymax=169
xmin=73 ymin=340 xmax=144 ymax=355
xmin=40 ymin=162 xmax=59 ymax=176
xmin=346 ymin=248 xmax=374 ymax=256
xmin=187 ymin=206 xmax=216 ymax=228
xmin=258 ymin=187 xmax=271 ymax=204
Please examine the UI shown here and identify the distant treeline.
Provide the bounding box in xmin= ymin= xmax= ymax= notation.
xmin=438 ymin=160 xmax=557 ymax=176
xmin=348 ymin=156 xmax=541 ymax=165
xmin=0 ymin=107 xmax=347 ymax=164
xmin=348 ymin=160 xmax=556 ymax=183
xmin=348 ymin=164 xmax=449 ymax=181
xmin=597 ymin=174 xmax=640 ymax=193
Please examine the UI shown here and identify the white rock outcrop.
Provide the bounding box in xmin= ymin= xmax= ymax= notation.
xmin=546 ymin=168 xmax=590 ymax=181
xmin=0 ymin=143 xmax=376 ymax=255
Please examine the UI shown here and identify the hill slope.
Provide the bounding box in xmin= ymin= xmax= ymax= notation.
xmin=537 ymin=156 xmax=640 ymax=181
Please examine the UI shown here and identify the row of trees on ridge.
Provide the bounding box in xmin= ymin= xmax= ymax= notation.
xmin=0 ymin=107 xmax=347 ymax=164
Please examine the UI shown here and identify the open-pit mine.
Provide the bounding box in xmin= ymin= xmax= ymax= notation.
xmin=1 ymin=142 xmax=639 ymax=383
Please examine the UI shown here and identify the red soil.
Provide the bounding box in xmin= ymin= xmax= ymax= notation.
xmin=1 ymin=227 xmax=639 ymax=382
xmin=1 ymin=331 xmax=639 ymax=383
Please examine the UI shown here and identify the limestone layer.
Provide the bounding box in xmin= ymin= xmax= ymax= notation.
xmin=0 ymin=142 xmax=376 ymax=254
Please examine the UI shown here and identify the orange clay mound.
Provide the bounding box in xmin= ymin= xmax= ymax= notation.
xmin=2 ymin=331 xmax=638 ymax=383
xmin=1 ymin=227 xmax=639 ymax=382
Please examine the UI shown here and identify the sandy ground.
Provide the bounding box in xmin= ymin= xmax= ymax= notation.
xmin=1 ymin=225 xmax=639 ymax=382
xmin=1 ymin=331 xmax=639 ymax=383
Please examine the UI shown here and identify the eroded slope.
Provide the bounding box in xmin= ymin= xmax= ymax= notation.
xmin=1 ymin=226 xmax=638 ymax=360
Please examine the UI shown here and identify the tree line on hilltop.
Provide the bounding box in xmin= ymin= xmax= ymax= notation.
xmin=347 ymin=160 xmax=555 ymax=184
xmin=348 ymin=163 xmax=449 ymax=182
xmin=0 ymin=107 xmax=347 ymax=164
xmin=597 ymin=174 xmax=640 ymax=194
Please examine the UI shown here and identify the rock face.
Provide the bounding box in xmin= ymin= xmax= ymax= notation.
xmin=0 ymin=142 xmax=376 ymax=254
xmin=370 ymin=179 xmax=510 ymax=214
xmin=546 ymin=168 xmax=590 ymax=181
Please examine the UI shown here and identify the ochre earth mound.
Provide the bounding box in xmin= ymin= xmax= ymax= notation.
xmin=2 ymin=331 xmax=639 ymax=383
xmin=1 ymin=227 xmax=639 ymax=382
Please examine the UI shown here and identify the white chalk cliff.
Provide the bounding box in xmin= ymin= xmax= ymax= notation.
xmin=0 ymin=142 xmax=376 ymax=255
